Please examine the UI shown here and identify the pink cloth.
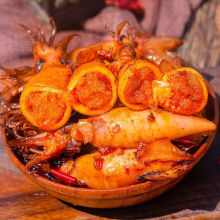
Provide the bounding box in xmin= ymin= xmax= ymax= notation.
xmin=141 ymin=0 xmax=203 ymax=37
xmin=0 ymin=0 xmax=203 ymax=68
xmin=84 ymin=0 xmax=203 ymax=38
xmin=0 ymin=0 xmax=47 ymax=67
xmin=83 ymin=6 xmax=142 ymax=36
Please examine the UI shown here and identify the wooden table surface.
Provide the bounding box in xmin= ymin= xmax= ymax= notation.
xmin=1 ymin=0 xmax=220 ymax=219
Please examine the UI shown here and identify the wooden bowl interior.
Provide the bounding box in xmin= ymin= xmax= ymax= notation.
xmin=1 ymin=82 xmax=219 ymax=208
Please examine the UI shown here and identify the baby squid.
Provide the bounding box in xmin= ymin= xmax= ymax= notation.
xmin=8 ymin=107 xmax=216 ymax=171
xmin=19 ymin=21 xmax=77 ymax=130
xmin=9 ymin=125 xmax=82 ymax=170
xmin=58 ymin=139 xmax=194 ymax=189
xmin=71 ymin=107 xmax=216 ymax=148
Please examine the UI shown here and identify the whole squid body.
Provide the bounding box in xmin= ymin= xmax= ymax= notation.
xmin=9 ymin=107 xmax=216 ymax=170
xmin=18 ymin=21 xmax=76 ymax=130
xmin=59 ymin=139 xmax=194 ymax=189
xmin=71 ymin=107 xmax=216 ymax=148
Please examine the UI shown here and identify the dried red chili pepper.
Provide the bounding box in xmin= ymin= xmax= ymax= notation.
xmin=50 ymin=169 xmax=78 ymax=186
xmin=93 ymin=155 xmax=104 ymax=170
xmin=98 ymin=146 xmax=116 ymax=156
xmin=135 ymin=142 xmax=147 ymax=159
xmin=174 ymin=138 xmax=198 ymax=151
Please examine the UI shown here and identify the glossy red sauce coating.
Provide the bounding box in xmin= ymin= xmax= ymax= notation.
xmin=98 ymin=146 xmax=116 ymax=156
xmin=72 ymin=72 xmax=112 ymax=109
xmin=25 ymin=91 xmax=66 ymax=127
xmin=124 ymin=67 xmax=156 ymax=106
xmin=108 ymin=60 xmax=123 ymax=77
xmin=75 ymin=48 xmax=98 ymax=67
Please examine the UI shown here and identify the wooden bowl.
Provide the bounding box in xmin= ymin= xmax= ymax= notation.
xmin=1 ymin=82 xmax=219 ymax=209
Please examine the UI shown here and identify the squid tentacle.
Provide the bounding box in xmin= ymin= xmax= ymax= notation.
xmin=48 ymin=18 xmax=57 ymax=47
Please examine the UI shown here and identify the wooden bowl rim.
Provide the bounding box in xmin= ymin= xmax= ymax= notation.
xmin=1 ymin=81 xmax=219 ymax=200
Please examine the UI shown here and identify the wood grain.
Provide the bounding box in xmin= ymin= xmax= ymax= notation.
xmin=0 ymin=145 xmax=108 ymax=220
xmin=177 ymin=0 xmax=220 ymax=69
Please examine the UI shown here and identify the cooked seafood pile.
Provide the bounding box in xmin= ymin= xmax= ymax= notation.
xmin=0 ymin=20 xmax=216 ymax=189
